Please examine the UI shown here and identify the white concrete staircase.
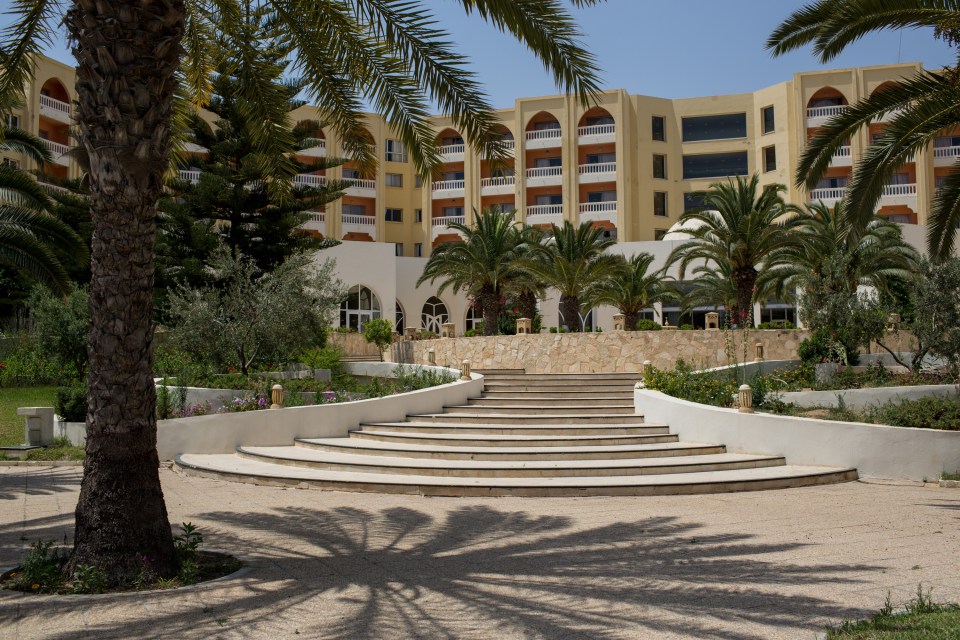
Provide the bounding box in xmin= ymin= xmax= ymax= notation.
xmin=175 ymin=370 xmax=857 ymax=496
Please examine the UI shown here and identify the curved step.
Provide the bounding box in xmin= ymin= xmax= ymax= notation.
xmin=482 ymin=373 xmax=639 ymax=382
xmin=175 ymin=454 xmax=858 ymax=497
xmin=457 ymin=402 xmax=635 ymax=413
xmin=236 ymin=446 xmax=788 ymax=478
xmin=408 ymin=413 xmax=645 ymax=425
xmin=349 ymin=430 xmax=673 ymax=448
xmin=359 ymin=421 xmax=667 ymax=436
xmin=483 ymin=384 xmax=636 ymax=392
xmin=295 ymin=437 xmax=708 ymax=461
xmin=477 ymin=392 xmax=636 ymax=401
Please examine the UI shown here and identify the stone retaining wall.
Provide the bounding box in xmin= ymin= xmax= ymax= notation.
xmin=391 ymin=330 xmax=811 ymax=373
xmin=328 ymin=331 xmax=382 ymax=356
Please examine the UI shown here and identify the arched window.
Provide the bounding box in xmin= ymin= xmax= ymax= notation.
xmin=421 ymin=296 xmax=449 ymax=333
xmin=395 ymin=301 xmax=405 ymax=334
xmin=340 ymin=285 xmax=381 ymax=330
xmin=465 ymin=305 xmax=480 ymax=332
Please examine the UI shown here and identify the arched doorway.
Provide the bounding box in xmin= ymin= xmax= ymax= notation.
xmin=421 ymin=296 xmax=449 ymax=334
xmin=395 ymin=301 xmax=406 ymax=334
xmin=340 ymin=285 xmax=381 ymax=330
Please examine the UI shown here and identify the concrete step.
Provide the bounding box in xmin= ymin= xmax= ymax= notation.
xmin=481 ymin=373 xmax=638 ymax=382
xmin=474 ymin=368 xmax=525 ymax=375
xmin=359 ymin=421 xmax=668 ymax=436
xmin=175 ymin=454 xmax=858 ymax=497
xmin=467 ymin=397 xmax=635 ymax=407
xmin=446 ymin=404 xmax=636 ymax=415
xmin=483 ymin=383 xmax=636 ymax=392
xmin=235 ymin=446 xmax=788 ymax=478
xmin=408 ymin=412 xmax=647 ymax=425
xmin=349 ymin=430 xmax=674 ymax=448
xmin=481 ymin=390 xmax=636 ymax=400
xmin=294 ymin=437 xmax=709 ymax=461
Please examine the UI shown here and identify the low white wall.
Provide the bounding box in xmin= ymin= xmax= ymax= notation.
xmin=635 ymin=389 xmax=960 ymax=480
xmin=778 ymin=384 xmax=958 ymax=410
xmin=156 ymin=364 xmax=480 ymax=460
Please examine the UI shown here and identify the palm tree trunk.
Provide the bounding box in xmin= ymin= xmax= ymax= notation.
xmin=624 ymin=310 xmax=640 ymax=331
xmin=559 ymin=294 xmax=582 ymax=332
xmin=65 ymin=0 xmax=182 ymax=584
xmin=518 ymin=289 xmax=538 ymax=325
xmin=479 ymin=289 xmax=499 ymax=336
xmin=732 ymin=267 xmax=757 ymax=328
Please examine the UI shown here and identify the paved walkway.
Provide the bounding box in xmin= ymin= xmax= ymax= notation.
xmin=1 ymin=466 xmax=959 ymax=639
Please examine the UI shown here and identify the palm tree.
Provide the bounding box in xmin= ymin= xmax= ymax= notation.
xmin=1 ymin=0 xmax=602 ymax=583
xmin=666 ymin=174 xmax=802 ymax=327
xmin=587 ymin=252 xmax=671 ymax=330
xmin=767 ymin=1 xmax=960 ymax=259
xmin=764 ymin=200 xmax=921 ymax=299
xmin=522 ymin=221 xmax=621 ymax=332
xmin=418 ymin=208 xmax=525 ymax=336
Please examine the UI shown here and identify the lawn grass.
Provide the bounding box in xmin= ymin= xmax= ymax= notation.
xmin=827 ymin=590 xmax=960 ymax=639
xmin=0 ymin=386 xmax=58 ymax=447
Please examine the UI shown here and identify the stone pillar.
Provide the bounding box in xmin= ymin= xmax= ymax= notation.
xmin=738 ymin=384 xmax=754 ymax=414
xmin=461 ymin=360 xmax=472 ymax=381
xmin=705 ymin=312 xmax=719 ymax=330
xmin=404 ymin=327 xmax=419 ymax=341
xmin=755 ymin=343 xmax=764 ymax=361
xmin=613 ymin=314 xmax=625 ymax=331
xmin=516 ymin=318 xmax=532 ymax=335
xmin=270 ymin=384 xmax=284 ymax=410
xmin=18 ymin=407 xmax=54 ymax=446
xmin=441 ymin=322 xmax=456 ymax=339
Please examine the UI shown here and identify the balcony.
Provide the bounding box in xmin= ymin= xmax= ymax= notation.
xmin=341 ymin=213 xmax=377 ymax=240
xmin=831 ymin=145 xmax=852 ymax=167
xmin=806 ymin=104 xmax=847 ymax=128
xmin=934 ymin=145 xmax=960 ymax=167
xmin=303 ymin=210 xmax=326 ymax=235
xmin=431 ymin=179 xmax=465 ymax=199
xmin=298 ymin=138 xmax=326 ymax=158
xmin=578 ymin=161 xmax=616 ymax=184
xmin=40 ymin=139 xmax=70 ymax=167
xmin=480 ymin=175 xmax=515 ymax=196
xmin=525 ymin=128 xmax=562 ymax=149
xmin=39 ymin=95 xmax=71 ymax=124
xmin=578 ymin=123 xmax=615 ymax=145
xmin=880 ymin=183 xmax=917 ymax=207
xmin=344 ymin=177 xmax=376 ymax=198
xmin=439 ymin=143 xmax=465 ymax=163
xmin=293 ymin=173 xmax=327 ymax=188
xmin=808 ymin=186 xmax=847 ymax=204
xmin=525 ymin=165 xmax=562 ymax=187
xmin=431 ymin=215 xmax=465 ymax=241
xmin=578 ymin=201 xmax=617 ymax=226
xmin=525 ymin=204 xmax=563 ymax=227
xmin=178 ymin=169 xmax=201 ymax=184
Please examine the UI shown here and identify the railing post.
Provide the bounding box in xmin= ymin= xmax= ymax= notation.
xmin=738 ymin=384 xmax=753 ymax=414
xmin=461 ymin=360 xmax=471 ymax=381
xmin=271 ymin=384 xmax=284 ymax=410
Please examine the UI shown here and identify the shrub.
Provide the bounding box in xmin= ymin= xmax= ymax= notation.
xmin=865 ymin=396 xmax=960 ymax=431
xmin=679 ymin=324 xmax=695 ymax=331
xmin=635 ymin=319 xmax=661 ymax=331
xmin=9 ymin=540 xmax=67 ymax=593
xmin=756 ymin=320 xmax=795 ymax=330
xmin=55 ymin=384 xmax=87 ymax=422
xmin=25 ymin=287 xmax=89 ymax=381
xmin=362 ymin=318 xmax=394 ymax=360
xmin=645 ymin=359 xmax=737 ymax=407
xmin=798 ymin=329 xmax=859 ymax=366
xmin=464 ymin=328 xmax=479 ymax=337
xmin=0 ymin=345 xmax=72 ymax=386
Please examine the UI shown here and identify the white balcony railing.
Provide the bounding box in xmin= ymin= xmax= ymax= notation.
xmin=578 ymin=162 xmax=616 ymax=175
xmin=934 ymin=145 xmax=960 ymax=159
xmin=526 ymin=204 xmax=563 ymax=216
xmin=833 ymin=146 xmax=852 ymax=159
xmin=579 ymin=201 xmax=617 ymax=214
xmin=431 ymin=179 xmax=465 ymax=192
xmin=432 ymin=215 xmax=465 ymax=227
xmin=525 ymin=128 xmax=562 ymax=141
xmin=298 ymin=138 xmax=326 ymax=156
xmin=578 ymin=124 xmax=615 ymax=137
xmin=178 ymin=169 xmax=201 ymax=183
xmin=41 ymin=138 xmax=69 ymax=157
xmin=806 ymin=105 xmax=847 ymax=119
xmin=344 ymin=178 xmax=376 ymax=190
xmin=293 ymin=173 xmax=327 ymax=188
xmin=501 ymin=139 xmax=515 ymax=151
xmin=526 ymin=166 xmax=562 ymax=178
xmin=342 ymin=214 xmax=376 ymax=226
xmin=882 ymin=183 xmax=917 ymax=197
xmin=439 ymin=143 xmax=465 ymax=156
xmin=308 ymin=211 xmax=326 ymax=223
xmin=808 ymin=187 xmax=847 ymax=201
xmin=480 ymin=176 xmax=515 ymax=188
xmin=39 ymin=95 xmax=71 ymax=117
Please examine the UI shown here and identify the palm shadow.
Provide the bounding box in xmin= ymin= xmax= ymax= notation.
xmin=6 ymin=502 xmax=882 ymax=639
xmin=0 ymin=466 xmax=80 ymax=501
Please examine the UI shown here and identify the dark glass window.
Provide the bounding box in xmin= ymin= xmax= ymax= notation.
xmin=653 ymin=192 xmax=667 ymax=217
xmin=652 ymin=115 xmax=665 ymax=142
xmin=587 ymin=191 xmax=616 ymax=203
xmin=762 ymin=106 xmax=775 ymax=134
xmin=653 ymin=154 xmax=666 ymax=179
xmin=682 ymin=113 xmax=747 ymax=142
xmin=683 ymin=192 xmax=705 ymax=211
xmin=763 ymin=146 xmax=776 ymax=172
xmin=385 ymin=208 xmax=402 ymax=222
xmin=654 ymin=229 xmax=668 ymax=241
xmin=682 ymin=152 xmax=749 ymax=180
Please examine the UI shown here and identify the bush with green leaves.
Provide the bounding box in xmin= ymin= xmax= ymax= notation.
xmin=167 ymin=249 xmax=344 ymax=376
xmin=55 ymin=383 xmax=87 ymax=422
xmin=756 ymin=320 xmax=795 ymax=330
xmin=25 ymin=286 xmax=89 ymax=381
xmin=362 ymin=318 xmax=394 ymax=361
xmin=0 ymin=345 xmax=70 ymax=386
xmin=635 ymin=319 xmax=661 ymax=331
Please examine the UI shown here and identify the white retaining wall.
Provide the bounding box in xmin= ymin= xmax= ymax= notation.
xmin=778 ymin=384 xmax=958 ymax=410
xmin=635 ymin=389 xmax=960 ymax=480
xmin=155 ymin=363 xmax=481 ymax=460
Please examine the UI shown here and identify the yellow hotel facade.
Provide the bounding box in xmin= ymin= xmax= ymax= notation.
xmin=3 ymin=55 xmax=948 ymax=259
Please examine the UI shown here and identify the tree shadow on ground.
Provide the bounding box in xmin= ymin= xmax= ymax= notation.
xmin=0 ymin=466 xmax=80 ymax=502
xmin=5 ymin=502 xmax=881 ymax=640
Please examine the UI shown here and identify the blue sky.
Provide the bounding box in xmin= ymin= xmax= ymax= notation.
xmin=19 ymin=0 xmax=957 ymax=107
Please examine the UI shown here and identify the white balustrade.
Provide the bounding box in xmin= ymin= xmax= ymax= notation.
xmin=439 ymin=143 xmax=465 ymax=155
xmin=578 ymin=124 xmax=615 ymax=136
xmin=525 ymin=128 xmax=562 ymax=141
xmin=342 ymin=214 xmax=376 ymax=226
xmin=293 ymin=173 xmax=327 ymax=188
xmin=526 ymin=204 xmax=563 ymax=216
xmin=882 ymin=183 xmax=917 ymax=196
xmin=806 ymin=105 xmax=847 ymax=119
xmin=178 ymin=169 xmax=201 ymax=183
xmin=808 ymin=187 xmax=847 ymax=201
xmin=579 ymin=201 xmax=617 ymax=213
xmin=934 ymin=145 xmax=960 ymax=158
xmin=431 ymin=179 xmax=465 ymax=191
xmin=307 ymin=211 xmax=325 ymax=223
xmin=480 ymin=176 xmax=515 ymax=188
xmin=432 ymin=215 xmax=465 ymax=227
xmin=578 ymin=162 xmax=616 ymax=175
xmin=39 ymin=95 xmax=71 ymax=116
xmin=344 ymin=177 xmax=376 ymax=190
xmin=40 ymin=138 xmax=69 ymax=156
xmin=525 ymin=166 xmax=562 ymax=178
xmin=833 ymin=146 xmax=852 ymax=158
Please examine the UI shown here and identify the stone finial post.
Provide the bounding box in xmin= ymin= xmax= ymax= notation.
xmin=642 ymin=360 xmax=653 ymax=385
xmin=461 ymin=360 xmax=472 ymax=381
xmin=404 ymin=327 xmax=419 ymax=341
xmin=18 ymin=407 xmax=54 ymax=446
xmin=271 ymin=384 xmax=284 ymax=410
xmin=427 ymin=349 xmax=436 ymax=365
xmin=705 ymin=312 xmax=719 ymax=330
xmin=516 ymin=318 xmax=532 ymax=335
xmin=612 ymin=314 xmax=625 ymax=331
xmin=755 ymin=343 xmax=764 ymax=361
xmin=737 ymin=384 xmax=753 ymax=413
xmin=441 ymin=322 xmax=456 ymax=339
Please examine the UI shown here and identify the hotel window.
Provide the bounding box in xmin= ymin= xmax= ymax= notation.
xmin=585 ymin=152 xmax=615 ymax=165
xmin=761 ymin=106 xmax=775 ymax=134
xmin=654 ymin=229 xmax=668 ymax=241
xmin=652 ymin=115 xmax=665 ymax=142
xmin=682 ymin=152 xmax=749 ymax=180
xmin=817 ymin=176 xmax=848 ymax=189
xmin=415 ymin=175 xmax=423 ymax=188
xmin=385 ymin=139 xmax=408 ymax=163
xmin=395 ymin=243 xmax=404 ymax=256
xmin=343 ymin=203 xmax=367 ymax=216
xmin=536 ymin=194 xmax=563 ymax=205
xmin=385 ymin=208 xmax=402 ymax=222
xmin=386 ymin=173 xmax=403 ymax=187
xmin=490 ymin=202 xmax=515 ymax=213
xmin=683 ymin=192 xmax=705 ymax=211
xmin=653 ymin=154 xmax=666 ymax=179
xmin=4 ymin=114 xmax=20 ymax=129
xmin=763 ymin=146 xmax=777 ymax=173
xmin=343 ymin=168 xmax=360 ymax=179
xmin=653 ymin=192 xmax=668 ymax=217
xmin=443 ymin=170 xmax=465 ymax=180
xmin=414 ymin=243 xmax=423 ymax=257
xmin=587 ymin=191 xmax=616 ymax=203
xmin=1 ymin=157 xmax=19 ymax=169
xmin=584 ymin=115 xmax=614 ymax=126
xmin=441 ymin=134 xmax=465 ymax=145
xmin=534 ymin=157 xmax=562 ymax=168
xmin=442 ymin=206 xmax=464 ymax=217
xmin=888 ymin=172 xmax=910 ymax=185
xmin=532 ymin=121 xmax=560 ymax=131
xmin=681 ymin=113 xmax=747 ymax=142
xmin=415 ymin=208 xmax=423 ymax=223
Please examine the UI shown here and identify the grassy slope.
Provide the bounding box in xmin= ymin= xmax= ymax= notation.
xmin=0 ymin=387 xmax=58 ymax=447
xmin=827 ymin=606 xmax=960 ymax=639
